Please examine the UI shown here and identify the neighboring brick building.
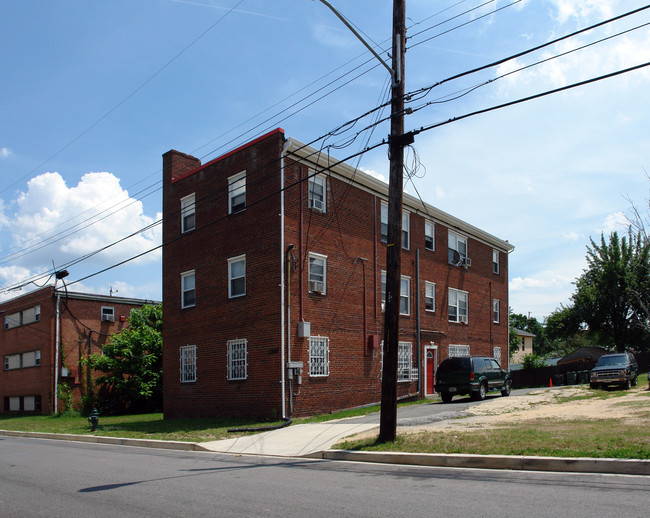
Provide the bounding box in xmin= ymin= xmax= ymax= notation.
xmin=162 ymin=128 xmax=514 ymax=419
xmin=0 ymin=286 xmax=154 ymax=414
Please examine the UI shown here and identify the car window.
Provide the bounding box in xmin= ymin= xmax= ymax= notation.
xmin=595 ymin=354 xmax=628 ymax=367
xmin=489 ymin=359 xmax=501 ymax=370
xmin=438 ymin=357 xmax=471 ymax=373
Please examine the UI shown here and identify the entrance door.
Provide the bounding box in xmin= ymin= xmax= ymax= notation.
xmin=425 ymin=347 xmax=437 ymax=395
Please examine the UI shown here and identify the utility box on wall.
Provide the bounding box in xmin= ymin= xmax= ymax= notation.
xmin=367 ymin=334 xmax=380 ymax=356
xmin=297 ymin=321 xmax=311 ymax=338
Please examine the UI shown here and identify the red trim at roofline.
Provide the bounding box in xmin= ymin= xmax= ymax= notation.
xmin=171 ymin=128 xmax=285 ymax=184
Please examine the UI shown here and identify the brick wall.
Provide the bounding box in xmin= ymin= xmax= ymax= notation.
xmin=162 ymin=130 xmax=511 ymax=419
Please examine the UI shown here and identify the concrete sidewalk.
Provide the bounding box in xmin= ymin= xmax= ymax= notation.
xmin=198 ymin=422 xmax=378 ymax=457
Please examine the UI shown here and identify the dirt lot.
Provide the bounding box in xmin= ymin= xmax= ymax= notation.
xmin=403 ymin=384 xmax=650 ymax=434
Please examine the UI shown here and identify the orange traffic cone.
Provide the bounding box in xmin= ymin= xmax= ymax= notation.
xmin=549 ymin=378 xmax=553 ymax=387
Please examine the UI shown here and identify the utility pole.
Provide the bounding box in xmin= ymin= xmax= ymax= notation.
xmin=379 ymin=0 xmax=408 ymax=443
xmin=314 ymin=0 xmax=408 ymax=443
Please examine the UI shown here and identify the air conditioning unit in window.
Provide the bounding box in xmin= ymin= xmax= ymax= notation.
xmin=309 ymin=280 xmax=324 ymax=294
xmin=459 ymin=314 xmax=468 ymax=324
xmin=102 ymin=315 xmax=115 ymax=322
xmin=311 ymin=198 xmax=324 ymax=211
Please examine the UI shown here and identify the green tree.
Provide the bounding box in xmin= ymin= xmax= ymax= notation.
xmin=571 ymin=231 xmax=650 ymax=351
xmin=544 ymin=304 xmax=586 ymax=355
xmin=87 ymin=304 xmax=163 ymax=414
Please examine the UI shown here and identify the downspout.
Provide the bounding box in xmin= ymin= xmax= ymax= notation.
xmin=415 ymin=249 xmax=421 ymax=394
xmin=280 ymin=140 xmax=290 ymax=419
xmin=54 ymin=292 xmax=61 ymax=414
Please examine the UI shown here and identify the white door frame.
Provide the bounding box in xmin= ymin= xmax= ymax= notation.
xmin=425 ymin=344 xmax=438 ymax=396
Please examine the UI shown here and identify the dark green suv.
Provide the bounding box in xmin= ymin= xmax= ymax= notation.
xmin=435 ymin=356 xmax=512 ymax=403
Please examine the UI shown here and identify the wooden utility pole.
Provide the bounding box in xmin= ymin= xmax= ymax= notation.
xmin=379 ymin=0 xmax=408 ymax=443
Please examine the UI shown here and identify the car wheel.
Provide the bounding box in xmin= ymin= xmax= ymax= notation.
xmin=590 ymin=383 xmax=598 ymax=390
xmin=473 ymin=382 xmax=487 ymax=401
xmin=624 ymin=378 xmax=631 ymax=390
xmin=632 ymin=376 xmax=637 ymax=387
xmin=501 ymin=380 xmax=512 ymax=397
xmin=440 ymin=392 xmax=453 ymax=403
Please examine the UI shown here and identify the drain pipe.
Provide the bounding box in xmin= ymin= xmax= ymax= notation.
xmin=416 ymin=249 xmax=421 ymax=394
xmin=54 ymin=291 xmax=61 ymax=414
xmin=279 ymin=139 xmax=291 ymax=420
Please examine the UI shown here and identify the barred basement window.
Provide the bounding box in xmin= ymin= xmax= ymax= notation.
xmin=449 ymin=344 xmax=470 ymax=357
xmin=227 ymin=339 xmax=247 ymax=380
xmin=180 ymin=345 xmax=197 ymax=382
xmin=309 ymin=336 xmax=330 ymax=377
xmin=398 ymin=341 xmax=412 ymax=382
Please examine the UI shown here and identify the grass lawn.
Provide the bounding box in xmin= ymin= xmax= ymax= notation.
xmin=1 ymin=376 xmax=648 ymax=458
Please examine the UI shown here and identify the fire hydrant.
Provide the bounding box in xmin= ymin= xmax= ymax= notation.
xmin=88 ymin=408 xmax=99 ymax=432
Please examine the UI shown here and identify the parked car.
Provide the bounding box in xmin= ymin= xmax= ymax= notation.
xmin=589 ymin=352 xmax=638 ymax=390
xmin=435 ymin=356 xmax=512 ymax=403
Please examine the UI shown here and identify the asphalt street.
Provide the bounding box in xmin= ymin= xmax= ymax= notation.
xmin=1 ymin=435 xmax=647 ymax=518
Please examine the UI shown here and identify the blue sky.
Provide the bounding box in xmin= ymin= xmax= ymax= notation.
xmin=1 ymin=0 xmax=649 ymax=320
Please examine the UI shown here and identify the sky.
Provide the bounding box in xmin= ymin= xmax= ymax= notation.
xmin=1 ymin=0 xmax=649 ymax=321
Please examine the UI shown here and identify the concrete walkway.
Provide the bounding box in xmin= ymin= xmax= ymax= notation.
xmin=198 ymin=422 xmax=378 ymax=457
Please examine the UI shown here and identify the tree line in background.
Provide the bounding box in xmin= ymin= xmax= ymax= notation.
xmin=511 ymin=178 xmax=650 ymax=364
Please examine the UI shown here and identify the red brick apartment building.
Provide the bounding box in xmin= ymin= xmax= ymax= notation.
xmin=162 ymin=128 xmax=514 ymax=419
xmin=0 ymin=286 xmax=153 ymax=414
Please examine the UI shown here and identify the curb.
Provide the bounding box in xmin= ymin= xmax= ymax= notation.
xmin=3 ymin=430 xmax=649 ymax=476
xmin=0 ymin=429 xmax=209 ymax=452
xmin=319 ymin=450 xmax=650 ymax=476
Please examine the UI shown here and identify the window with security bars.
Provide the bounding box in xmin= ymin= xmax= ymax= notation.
xmin=309 ymin=336 xmax=329 ymax=377
xmin=449 ymin=344 xmax=470 ymax=357
xmin=227 ymin=339 xmax=247 ymax=380
xmin=397 ymin=341 xmax=410 ymax=381
xmin=180 ymin=344 xmax=197 ymax=382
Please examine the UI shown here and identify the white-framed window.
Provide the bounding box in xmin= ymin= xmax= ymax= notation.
xmin=181 ymin=270 xmax=196 ymax=308
xmin=227 ymin=338 xmax=248 ymax=380
xmin=4 ymin=354 xmax=20 ymax=370
xmin=381 ymin=272 xmax=410 ymax=315
xmin=380 ymin=202 xmax=388 ymax=242
xmin=493 ymin=299 xmax=500 ymax=324
xmin=4 ymin=312 xmax=21 ymax=330
xmin=425 ymin=281 xmax=435 ymax=312
xmin=425 ymin=221 xmax=435 ymax=251
xmin=228 ymin=171 xmax=246 ymax=214
xmin=101 ymin=306 xmax=115 ymax=322
xmin=448 ymin=288 xmax=468 ymax=323
xmin=400 ymin=276 xmax=410 ymax=315
xmin=493 ymin=249 xmax=500 ymax=274
xmin=228 ymin=255 xmax=246 ymax=298
xmin=449 ymin=344 xmax=470 ymax=357
xmin=448 ymin=231 xmax=468 ymax=266
xmin=308 ymin=253 xmax=327 ymax=294
xmin=308 ymin=174 xmax=326 ymax=212
xmin=402 ymin=211 xmax=410 ymax=250
xmin=398 ymin=341 xmax=413 ymax=382
xmin=181 ymin=193 xmax=196 ymax=233
xmin=34 ymin=350 xmax=41 ymax=366
xmin=22 ymin=305 xmax=40 ymax=325
xmin=180 ymin=344 xmax=197 ymax=382
xmin=309 ymin=336 xmax=330 ymax=377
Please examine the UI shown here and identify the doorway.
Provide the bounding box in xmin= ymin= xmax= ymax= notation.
xmin=425 ymin=344 xmax=437 ymax=396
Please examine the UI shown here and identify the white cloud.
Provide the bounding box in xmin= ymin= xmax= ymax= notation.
xmin=360 ymin=167 xmax=387 ymax=184
xmin=549 ymin=0 xmax=614 ymax=25
xmin=1 ymin=171 xmax=161 ymax=271
xmin=0 ymin=147 xmax=11 ymax=158
xmin=600 ymin=211 xmax=628 ymax=233
xmin=563 ymin=231 xmax=581 ymax=242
